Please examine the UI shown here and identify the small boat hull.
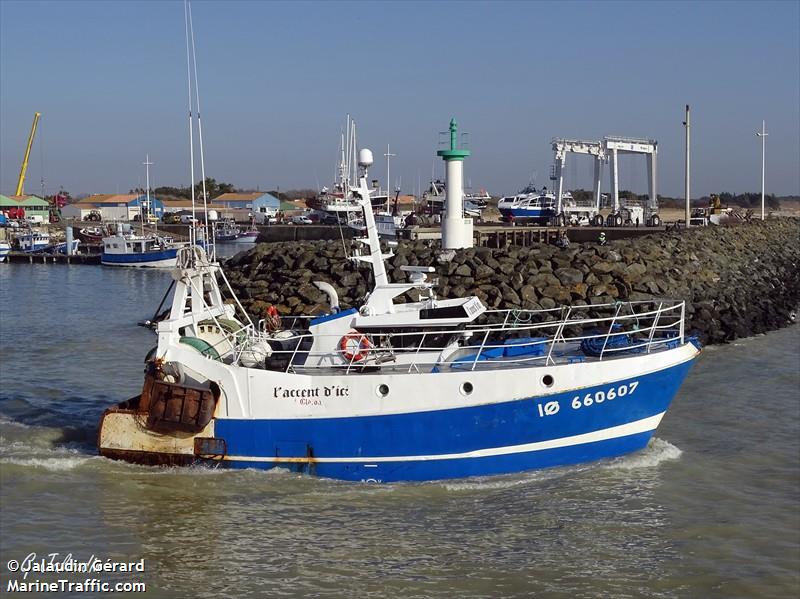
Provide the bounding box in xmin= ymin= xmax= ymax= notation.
xmin=101 ymin=248 xmax=178 ymax=268
xmin=499 ymin=207 xmax=556 ymax=224
xmin=232 ymin=232 xmax=258 ymax=243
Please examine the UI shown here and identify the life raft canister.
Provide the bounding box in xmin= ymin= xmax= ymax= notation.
xmin=339 ymin=331 xmax=372 ymax=362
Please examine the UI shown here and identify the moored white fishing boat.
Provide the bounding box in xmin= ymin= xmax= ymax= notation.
xmin=0 ymin=241 xmax=10 ymax=261
xmin=232 ymin=227 xmax=258 ymax=243
xmin=215 ymin=220 xmax=241 ymax=242
xmin=101 ymin=228 xmax=182 ymax=268
xmin=15 ymin=230 xmax=51 ymax=252
xmin=348 ymin=211 xmax=404 ymax=239
xmin=98 ymin=152 xmax=700 ymax=482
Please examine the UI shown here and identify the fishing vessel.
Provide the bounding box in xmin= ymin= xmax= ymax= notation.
xmin=232 ymin=219 xmax=259 ymax=243
xmin=215 ymin=220 xmax=241 ymax=242
xmin=348 ymin=211 xmax=404 ymax=239
xmin=101 ymin=155 xmax=186 ymax=267
xmin=101 ymin=227 xmax=181 ymax=268
xmin=98 ymin=150 xmax=700 ymax=482
xmin=43 ymin=239 xmax=80 ymax=254
xmin=0 ymin=241 xmax=10 ymax=261
xmin=14 ymin=230 xmax=50 ymax=252
xmin=307 ymin=115 xmax=364 ymax=222
xmin=233 ymin=230 xmax=258 ymax=243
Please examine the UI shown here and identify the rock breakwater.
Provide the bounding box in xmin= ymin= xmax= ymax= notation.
xmin=223 ymin=219 xmax=799 ymax=344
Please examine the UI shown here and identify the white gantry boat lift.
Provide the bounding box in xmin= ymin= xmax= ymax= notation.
xmin=552 ymin=136 xmax=661 ymax=227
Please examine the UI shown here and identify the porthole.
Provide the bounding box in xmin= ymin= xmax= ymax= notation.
xmin=542 ymin=374 xmax=554 ymax=388
xmin=460 ymin=382 xmax=474 ymax=396
xmin=376 ymin=384 xmax=389 ymax=397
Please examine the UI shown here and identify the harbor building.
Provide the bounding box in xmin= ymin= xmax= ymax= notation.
xmin=61 ymin=194 xmax=165 ymax=221
xmin=211 ymin=192 xmax=280 ymax=215
xmin=161 ymin=198 xmax=196 ymax=214
xmin=0 ymin=194 xmax=51 ymax=221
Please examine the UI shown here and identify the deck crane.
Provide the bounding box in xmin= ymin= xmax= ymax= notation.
xmin=15 ymin=112 xmax=41 ymax=197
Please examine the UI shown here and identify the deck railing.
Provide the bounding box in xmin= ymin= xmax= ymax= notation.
xmin=211 ymin=299 xmax=687 ymax=374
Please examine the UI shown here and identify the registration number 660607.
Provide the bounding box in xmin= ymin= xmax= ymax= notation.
xmin=571 ymin=381 xmax=639 ymax=410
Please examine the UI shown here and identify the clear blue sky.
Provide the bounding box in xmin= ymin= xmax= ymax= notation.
xmin=1 ymin=0 xmax=798 ymax=198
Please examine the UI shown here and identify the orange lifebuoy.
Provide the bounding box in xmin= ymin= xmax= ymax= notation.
xmin=339 ymin=331 xmax=372 ymax=362
xmin=264 ymin=305 xmax=281 ymax=332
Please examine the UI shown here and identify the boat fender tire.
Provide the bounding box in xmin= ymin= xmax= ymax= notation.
xmin=340 ymin=331 xmax=372 ymax=362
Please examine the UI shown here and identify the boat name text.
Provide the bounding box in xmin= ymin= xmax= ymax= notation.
xmin=273 ymin=385 xmax=350 ymax=400
xmin=536 ymin=381 xmax=639 ymax=417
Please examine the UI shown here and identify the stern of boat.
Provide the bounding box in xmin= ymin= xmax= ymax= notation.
xmin=98 ymin=365 xmax=227 ymax=466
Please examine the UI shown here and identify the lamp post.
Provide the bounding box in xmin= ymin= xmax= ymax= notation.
xmin=755 ymin=120 xmax=768 ymax=220
xmin=683 ymin=105 xmax=690 ymax=227
xmin=384 ymin=144 xmax=396 ymax=213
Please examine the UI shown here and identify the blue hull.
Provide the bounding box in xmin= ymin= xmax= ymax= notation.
xmin=213 ymin=358 xmax=695 ymax=482
xmin=499 ymin=207 xmax=556 ymax=223
xmin=101 ymin=247 xmax=178 ymax=266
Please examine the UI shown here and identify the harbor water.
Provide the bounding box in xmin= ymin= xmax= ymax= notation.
xmin=1 ymin=261 xmax=798 ymax=598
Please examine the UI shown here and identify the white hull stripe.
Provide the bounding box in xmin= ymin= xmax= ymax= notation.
xmin=222 ymin=412 xmax=665 ymax=464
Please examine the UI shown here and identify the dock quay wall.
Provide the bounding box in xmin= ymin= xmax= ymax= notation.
xmin=222 ymin=219 xmax=799 ymax=345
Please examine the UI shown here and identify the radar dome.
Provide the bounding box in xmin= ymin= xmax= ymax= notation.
xmin=358 ymin=148 xmax=374 ymax=168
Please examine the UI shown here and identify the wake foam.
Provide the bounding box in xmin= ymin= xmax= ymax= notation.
xmin=1 ymin=455 xmax=98 ymax=471
xmin=603 ymin=437 xmax=682 ymax=471
xmin=441 ymin=464 xmax=593 ymax=492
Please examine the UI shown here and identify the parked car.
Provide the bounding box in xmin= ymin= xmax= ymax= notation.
xmin=162 ymin=213 xmax=181 ymax=224
xmin=321 ymin=214 xmax=344 ymax=225
xmin=290 ymin=215 xmax=313 ymax=225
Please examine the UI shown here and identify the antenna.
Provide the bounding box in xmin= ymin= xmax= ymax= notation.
xmin=683 ymin=104 xmax=690 ymax=227
xmin=384 ymin=144 xmax=396 ymax=213
xmin=188 ymin=1 xmax=214 ymax=260
xmin=756 ymin=119 xmax=768 ymax=221
xmin=143 ymin=154 xmax=153 ymax=236
xmin=183 ymin=0 xmax=196 ymax=249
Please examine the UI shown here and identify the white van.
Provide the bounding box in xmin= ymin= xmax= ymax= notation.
xmin=180 ymin=214 xmax=199 ymax=225
xmin=253 ymin=208 xmax=278 ymax=225
xmin=25 ymin=215 xmax=45 ymax=225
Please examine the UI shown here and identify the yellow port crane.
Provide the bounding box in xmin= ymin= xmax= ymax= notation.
xmin=15 ymin=112 xmax=41 ymax=197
